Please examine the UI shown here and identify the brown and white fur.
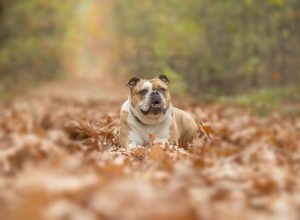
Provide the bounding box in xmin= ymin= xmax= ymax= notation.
xmin=119 ymin=75 xmax=198 ymax=149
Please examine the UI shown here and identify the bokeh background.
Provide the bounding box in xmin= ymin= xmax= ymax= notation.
xmin=1 ymin=0 xmax=300 ymax=110
xmin=1 ymin=2 xmax=300 ymax=219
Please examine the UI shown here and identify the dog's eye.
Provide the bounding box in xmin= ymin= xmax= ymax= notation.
xmin=139 ymin=89 xmax=148 ymax=95
xmin=159 ymin=88 xmax=166 ymax=93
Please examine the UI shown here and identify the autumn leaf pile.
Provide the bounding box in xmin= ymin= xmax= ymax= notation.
xmin=0 ymin=79 xmax=300 ymax=220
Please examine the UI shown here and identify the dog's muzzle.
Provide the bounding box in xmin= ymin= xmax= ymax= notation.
xmin=141 ymin=91 xmax=164 ymax=115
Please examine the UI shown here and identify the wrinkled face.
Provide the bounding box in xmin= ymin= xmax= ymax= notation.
xmin=127 ymin=75 xmax=171 ymax=120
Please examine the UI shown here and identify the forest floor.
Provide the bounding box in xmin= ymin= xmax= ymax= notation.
xmin=0 ymin=75 xmax=300 ymax=220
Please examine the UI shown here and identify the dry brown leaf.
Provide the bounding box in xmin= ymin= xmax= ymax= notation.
xmin=148 ymin=144 xmax=165 ymax=161
xmin=0 ymin=78 xmax=299 ymax=220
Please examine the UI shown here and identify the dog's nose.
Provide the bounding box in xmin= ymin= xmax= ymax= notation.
xmin=151 ymin=94 xmax=161 ymax=105
xmin=151 ymin=91 xmax=159 ymax=96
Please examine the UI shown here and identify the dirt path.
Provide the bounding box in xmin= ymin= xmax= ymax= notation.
xmin=30 ymin=75 xmax=127 ymax=101
xmin=0 ymin=76 xmax=300 ymax=220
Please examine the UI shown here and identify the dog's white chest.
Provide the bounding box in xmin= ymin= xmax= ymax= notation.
xmin=121 ymin=100 xmax=172 ymax=148
xmin=129 ymin=116 xmax=172 ymax=142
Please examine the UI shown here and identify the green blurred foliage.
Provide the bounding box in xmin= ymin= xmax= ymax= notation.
xmin=219 ymin=84 xmax=300 ymax=115
xmin=0 ymin=0 xmax=74 ymax=97
xmin=1 ymin=0 xmax=299 ymax=103
xmin=112 ymin=0 xmax=300 ymax=96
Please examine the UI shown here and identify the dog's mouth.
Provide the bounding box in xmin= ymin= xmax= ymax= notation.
xmin=141 ymin=101 xmax=164 ymax=116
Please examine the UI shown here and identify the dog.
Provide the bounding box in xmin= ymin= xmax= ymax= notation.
xmin=119 ymin=75 xmax=198 ymax=149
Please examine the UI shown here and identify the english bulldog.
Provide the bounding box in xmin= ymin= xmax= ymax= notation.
xmin=119 ymin=75 xmax=198 ymax=149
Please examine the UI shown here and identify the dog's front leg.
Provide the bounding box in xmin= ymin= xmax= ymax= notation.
xmin=119 ymin=115 xmax=145 ymax=149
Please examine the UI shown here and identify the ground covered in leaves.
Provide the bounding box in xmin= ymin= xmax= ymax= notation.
xmin=0 ymin=77 xmax=300 ymax=220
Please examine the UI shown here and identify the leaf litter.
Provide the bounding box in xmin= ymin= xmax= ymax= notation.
xmin=0 ymin=85 xmax=300 ymax=220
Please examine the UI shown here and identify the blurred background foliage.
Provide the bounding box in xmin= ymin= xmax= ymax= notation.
xmin=112 ymin=0 xmax=300 ymax=97
xmin=0 ymin=0 xmax=299 ymax=104
xmin=0 ymin=0 xmax=74 ymax=97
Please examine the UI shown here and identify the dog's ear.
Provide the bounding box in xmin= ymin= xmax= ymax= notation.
xmin=157 ymin=74 xmax=170 ymax=85
xmin=126 ymin=77 xmax=140 ymax=89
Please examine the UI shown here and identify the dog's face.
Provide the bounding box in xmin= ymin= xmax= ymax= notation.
xmin=127 ymin=75 xmax=171 ymax=124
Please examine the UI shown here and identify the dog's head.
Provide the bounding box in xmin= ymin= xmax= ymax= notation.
xmin=127 ymin=75 xmax=171 ymax=124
